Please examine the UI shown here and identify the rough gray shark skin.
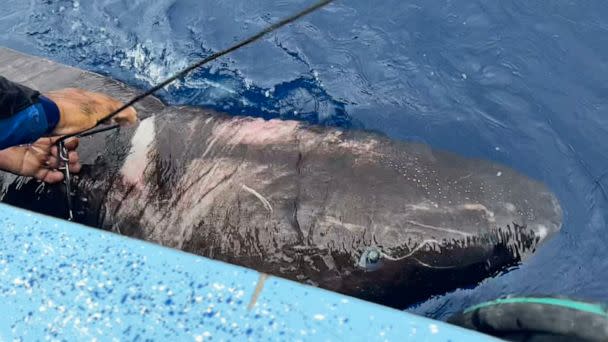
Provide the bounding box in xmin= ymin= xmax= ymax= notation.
xmin=0 ymin=48 xmax=562 ymax=309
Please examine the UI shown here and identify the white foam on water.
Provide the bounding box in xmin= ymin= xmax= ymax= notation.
xmin=120 ymin=43 xmax=187 ymax=87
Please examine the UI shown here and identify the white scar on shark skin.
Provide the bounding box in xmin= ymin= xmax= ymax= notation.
xmin=213 ymin=118 xmax=300 ymax=146
xmin=381 ymin=239 xmax=440 ymax=261
xmin=380 ymin=239 xmax=459 ymax=269
xmin=120 ymin=116 xmax=156 ymax=188
xmin=535 ymin=224 xmax=548 ymax=240
xmin=404 ymin=220 xmax=474 ymax=237
xmin=241 ymin=184 xmax=273 ymax=213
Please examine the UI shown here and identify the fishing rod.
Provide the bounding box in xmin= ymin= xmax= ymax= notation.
xmin=57 ymin=0 xmax=336 ymax=220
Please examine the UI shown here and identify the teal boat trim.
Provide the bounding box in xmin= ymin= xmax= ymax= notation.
xmin=464 ymin=297 xmax=608 ymax=317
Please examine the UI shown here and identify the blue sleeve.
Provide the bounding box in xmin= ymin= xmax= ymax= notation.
xmin=0 ymin=95 xmax=60 ymax=150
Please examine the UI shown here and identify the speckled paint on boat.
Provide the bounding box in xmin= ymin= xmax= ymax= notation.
xmin=0 ymin=203 xmax=495 ymax=341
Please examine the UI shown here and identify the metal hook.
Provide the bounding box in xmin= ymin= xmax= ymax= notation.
xmin=58 ymin=141 xmax=74 ymax=221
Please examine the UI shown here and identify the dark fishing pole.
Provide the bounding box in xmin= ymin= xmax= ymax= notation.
xmin=57 ymin=0 xmax=336 ymax=220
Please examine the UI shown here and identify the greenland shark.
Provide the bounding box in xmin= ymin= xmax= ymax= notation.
xmin=0 ymin=47 xmax=562 ymax=308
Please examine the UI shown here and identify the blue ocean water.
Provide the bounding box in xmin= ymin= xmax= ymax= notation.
xmin=1 ymin=0 xmax=607 ymax=320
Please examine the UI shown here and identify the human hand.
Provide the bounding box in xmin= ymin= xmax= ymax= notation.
xmin=0 ymin=137 xmax=81 ymax=184
xmin=44 ymin=88 xmax=138 ymax=135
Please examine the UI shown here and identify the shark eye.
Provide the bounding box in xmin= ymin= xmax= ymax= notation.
xmin=357 ymin=247 xmax=384 ymax=271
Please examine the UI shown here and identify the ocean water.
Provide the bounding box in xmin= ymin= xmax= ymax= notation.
xmin=1 ymin=0 xmax=607 ymax=320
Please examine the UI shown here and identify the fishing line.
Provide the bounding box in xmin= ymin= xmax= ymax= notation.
xmin=57 ymin=0 xmax=336 ymax=220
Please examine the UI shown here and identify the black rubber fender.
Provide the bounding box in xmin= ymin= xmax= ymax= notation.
xmin=447 ymin=296 xmax=608 ymax=342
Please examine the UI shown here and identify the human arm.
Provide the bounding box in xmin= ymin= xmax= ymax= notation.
xmin=0 ymin=76 xmax=137 ymax=148
xmin=0 ymin=76 xmax=137 ymax=182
